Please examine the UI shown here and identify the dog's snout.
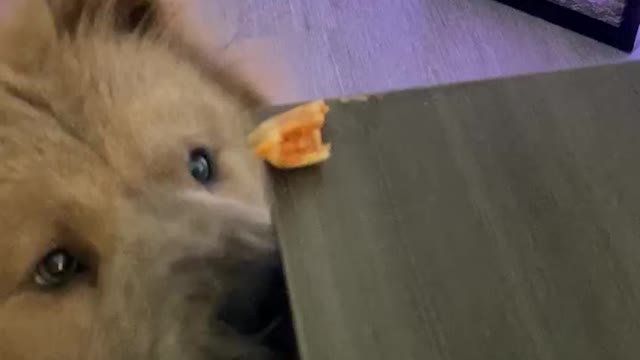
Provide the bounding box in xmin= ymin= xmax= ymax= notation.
xmin=216 ymin=254 xmax=288 ymax=334
xmin=222 ymin=214 xmax=277 ymax=262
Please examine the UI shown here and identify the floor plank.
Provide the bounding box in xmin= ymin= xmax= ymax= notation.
xmin=207 ymin=0 xmax=639 ymax=103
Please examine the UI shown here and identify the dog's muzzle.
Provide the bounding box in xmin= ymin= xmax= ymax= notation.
xmin=215 ymin=254 xmax=297 ymax=356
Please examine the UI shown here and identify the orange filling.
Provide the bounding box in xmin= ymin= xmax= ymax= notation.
xmin=249 ymin=101 xmax=330 ymax=169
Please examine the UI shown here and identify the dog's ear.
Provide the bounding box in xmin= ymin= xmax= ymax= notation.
xmin=45 ymin=0 xmax=163 ymax=35
xmin=0 ymin=0 xmax=155 ymax=72
xmin=50 ymin=0 xmax=271 ymax=107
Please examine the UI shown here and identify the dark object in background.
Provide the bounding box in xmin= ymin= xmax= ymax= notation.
xmin=494 ymin=0 xmax=640 ymax=52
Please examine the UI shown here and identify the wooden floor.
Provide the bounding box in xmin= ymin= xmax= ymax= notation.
xmin=208 ymin=0 xmax=639 ymax=104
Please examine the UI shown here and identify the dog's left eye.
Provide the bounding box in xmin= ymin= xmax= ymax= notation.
xmin=188 ymin=148 xmax=217 ymax=185
xmin=34 ymin=249 xmax=84 ymax=289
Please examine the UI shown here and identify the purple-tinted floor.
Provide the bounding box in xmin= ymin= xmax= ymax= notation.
xmin=208 ymin=0 xmax=639 ymax=104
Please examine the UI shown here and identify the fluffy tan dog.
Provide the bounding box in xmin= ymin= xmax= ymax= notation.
xmin=0 ymin=1 xmax=295 ymax=359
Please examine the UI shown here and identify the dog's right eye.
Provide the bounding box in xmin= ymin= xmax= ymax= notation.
xmin=33 ymin=249 xmax=85 ymax=289
xmin=188 ymin=148 xmax=218 ymax=185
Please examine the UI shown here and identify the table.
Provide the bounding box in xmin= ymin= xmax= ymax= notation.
xmin=268 ymin=62 xmax=640 ymax=360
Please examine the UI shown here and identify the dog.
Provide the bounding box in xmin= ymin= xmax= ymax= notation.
xmin=0 ymin=0 xmax=296 ymax=359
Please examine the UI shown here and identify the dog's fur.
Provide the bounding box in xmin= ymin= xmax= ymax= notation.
xmin=0 ymin=1 xmax=287 ymax=359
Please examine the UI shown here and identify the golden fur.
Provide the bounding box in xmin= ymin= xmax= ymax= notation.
xmin=0 ymin=1 xmax=285 ymax=359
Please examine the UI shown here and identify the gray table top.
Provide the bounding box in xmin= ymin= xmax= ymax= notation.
xmin=268 ymin=61 xmax=640 ymax=360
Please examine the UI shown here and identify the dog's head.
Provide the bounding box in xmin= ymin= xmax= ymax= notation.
xmin=0 ymin=1 xmax=295 ymax=359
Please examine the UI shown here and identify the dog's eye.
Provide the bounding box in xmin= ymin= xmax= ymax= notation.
xmin=34 ymin=249 xmax=83 ymax=289
xmin=188 ymin=148 xmax=217 ymax=185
